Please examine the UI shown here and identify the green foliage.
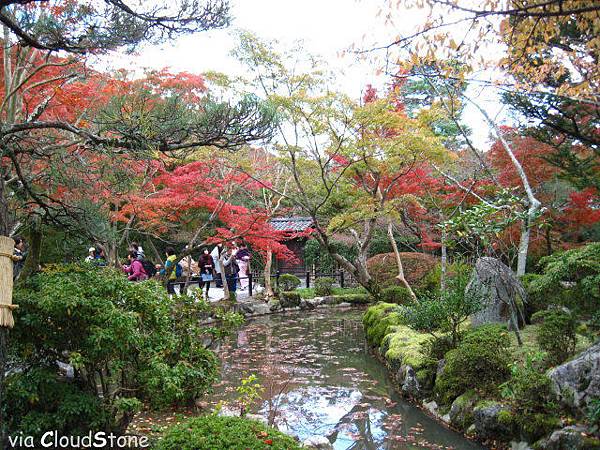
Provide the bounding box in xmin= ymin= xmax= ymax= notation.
xmin=6 ymin=264 xmax=241 ymax=437
xmin=277 ymin=273 xmax=301 ymax=291
xmin=278 ymin=291 xmax=301 ymax=307
xmin=4 ymin=368 xmax=110 ymax=438
xmin=435 ymin=325 xmax=511 ymax=405
xmin=236 ymin=374 xmax=264 ymax=417
xmin=520 ymin=273 xmax=547 ymax=320
xmin=403 ymin=272 xmax=482 ymax=346
xmin=303 ymin=239 xmax=356 ymax=274
xmin=534 ymin=309 xmax=577 ymax=365
xmin=381 ymin=286 xmax=413 ymax=305
xmin=588 ymin=399 xmax=600 ymax=434
xmin=530 ymin=242 xmax=600 ymax=314
xmin=419 ymin=261 xmax=472 ymax=295
xmin=297 ymin=286 xmax=367 ymax=299
xmin=156 ymin=415 xmax=303 ymax=450
xmin=314 ymin=277 xmax=335 ymax=296
xmin=500 ymin=353 xmax=561 ymax=440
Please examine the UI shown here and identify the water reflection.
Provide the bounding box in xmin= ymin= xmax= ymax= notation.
xmin=210 ymin=308 xmax=485 ymax=450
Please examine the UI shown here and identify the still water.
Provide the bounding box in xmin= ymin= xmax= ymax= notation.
xmin=210 ymin=307 xmax=486 ymax=450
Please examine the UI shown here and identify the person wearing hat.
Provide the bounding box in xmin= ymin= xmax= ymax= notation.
xmin=85 ymin=247 xmax=96 ymax=262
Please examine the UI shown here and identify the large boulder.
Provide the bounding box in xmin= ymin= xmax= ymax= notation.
xmin=366 ymin=252 xmax=437 ymax=288
xmin=536 ymin=425 xmax=598 ymax=450
xmin=466 ymin=257 xmax=526 ymax=328
xmin=473 ymin=401 xmax=513 ymax=441
xmin=547 ymin=340 xmax=600 ymax=414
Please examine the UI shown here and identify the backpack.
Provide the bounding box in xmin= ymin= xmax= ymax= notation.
xmin=175 ymin=262 xmax=183 ymax=278
xmin=140 ymin=259 xmax=157 ymax=278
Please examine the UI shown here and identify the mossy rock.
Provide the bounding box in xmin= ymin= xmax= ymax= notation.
xmin=332 ymin=293 xmax=372 ymax=304
xmin=382 ymin=325 xmax=429 ymax=371
xmin=363 ymin=303 xmax=405 ymax=347
xmin=449 ymin=390 xmax=479 ymax=431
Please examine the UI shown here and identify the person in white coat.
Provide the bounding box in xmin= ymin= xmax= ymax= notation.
xmin=210 ymin=243 xmax=224 ymax=288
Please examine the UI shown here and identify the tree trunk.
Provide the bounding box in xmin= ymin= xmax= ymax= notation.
xmin=18 ymin=218 xmax=42 ymax=282
xmin=441 ymin=226 xmax=448 ymax=292
xmin=517 ymin=220 xmax=531 ymax=277
xmin=387 ymin=221 xmax=418 ymax=302
xmin=263 ymin=249 xmax=274 ymax=299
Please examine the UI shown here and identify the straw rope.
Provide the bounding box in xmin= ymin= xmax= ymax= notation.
xmin=0 ymin=236 xmax=16 ymax=328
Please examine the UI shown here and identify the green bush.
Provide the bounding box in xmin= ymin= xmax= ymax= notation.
xmin=520 ymin=273 xmax=547 ymax=320
xmin=277 ymin=273 xmax=301 ymax=291
xmin=435 ymin=324 xmax=511 ymax=405
xmin=381 ymin=286 xmax=413 ymax=305
xmin=500 ymin=353 xmax=561 ymax=441
xmin=5 ymin=264 xmax=241 ymax=438
xmin=279 ymin=291 xmax=301 ymax=308
xmin=530 ymin=242 xmax=600 ymax=314
xmin=534 ymin=309 xmax=577 ymax=365
xmin=314 ymin=277 xmax=335 ymax=296
xmin=403 ymin=272 xmax=482 ymax=346
xmin=156 ymin=415 xmax=303 ymax=450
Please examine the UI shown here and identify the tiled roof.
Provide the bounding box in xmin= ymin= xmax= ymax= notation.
xmin=269 ymin=217 xmax=313 ymax=232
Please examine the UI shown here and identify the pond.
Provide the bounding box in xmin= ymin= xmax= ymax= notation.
xmin=209 ymin=307 xmax=486 ymax=450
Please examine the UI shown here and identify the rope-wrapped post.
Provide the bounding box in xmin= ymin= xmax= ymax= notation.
xmin=0 ymin=236 xmax=18 ymax=328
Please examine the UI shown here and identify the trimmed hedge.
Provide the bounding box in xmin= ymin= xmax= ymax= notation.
xmin=157 ymin=415 xmax=302 ymax=450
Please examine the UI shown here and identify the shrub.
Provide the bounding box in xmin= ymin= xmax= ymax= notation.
xmin=530 ymin=242 xmax=600 ymax=314
xmin=403 ymin=272 xmax=483 ymax=346
xmin=381 ymin=286 xmax=413 ymax=305
xmin=277 ymin=273 xmax=301 ymax=291
xmin=156 ymin=415 xmax=303 ymax=450
xmin=314 ymin=277 xmax=335 ymax=296
xmin=535 ymin=309 xmax=577 ymax=365
xmin=500 ymin=353 xmax=561 ymax=441
xmin=435 ymin=324 xmax=511 ymax=405
xmin=279 ymin=291 xmax=301 ymax=308
xmin=5 ymin=264 xmax=241 ymax=438
xmin=420 ymin=261 xmax=473 ymax=295
xmin=520 ymin=273 xmax=547 ymax=320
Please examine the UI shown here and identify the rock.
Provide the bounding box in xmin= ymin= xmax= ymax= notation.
xmin=303 ymin=298 xmax=319 ymax=309
xmin=548 ymin=340 xmax=600 ymax=414
xmin=279 ymin=291 xmax=301 ymax=308
xmin=267 ymin=299 xmax=282 ymax=312
xmin=511 ymin=441 xmax=533 ymax=450
xmin=338 ymin=302 xmax=352 ymax=308
xmin=436 ymin=359 xmax=446 ymax=378
xmin=441 ymin=413 xmax=450 ymax=424
xmin=449 ymin=390 xmax=478 ymax=431
xmin=251 ymin=303 xmax=270 ymax=315
xmin=320 ymin=295 xmax=339 ymax=305
xmin=422 ymin=400 xmax=438 ymax=416
xmin=302 ymin=435 xmax=333 ymax=449
xmin=466 ymin=424 xmax=476 ymax=435
xmin=537 ymin=425 xmax=588 ymax=450
xmin=399 ymin=365 xmax=421 ymax=398
xmin=473 ymin=401 xmax=513 ymax=440
xmin=466 ymin=257 xmax=527 ymax=328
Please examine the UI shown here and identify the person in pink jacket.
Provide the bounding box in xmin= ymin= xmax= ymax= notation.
xmin=123 ymin=251 xmax=148 ymax=281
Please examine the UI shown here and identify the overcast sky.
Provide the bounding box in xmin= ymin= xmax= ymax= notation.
xmin=100 ymin=0 xmax=504 ymax=149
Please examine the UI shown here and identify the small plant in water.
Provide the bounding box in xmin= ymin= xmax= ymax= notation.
xmin=236 ymin=374 xmax=264 ymax=416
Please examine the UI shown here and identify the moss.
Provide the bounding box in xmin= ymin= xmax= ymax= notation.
xmin=450 ymin=390 xmax=479 ymax=430
xmin=475 ymin=400 xmax=502 ymax=410
xmin=383 ymin=325 xmax=429 ymax=369
xmin=363 ymin=302 xmax=404 ymax=347
xmin=520 ymin=413 xmax=561 ymax=441
xmin=497 ymin=409 xmax=516 ymax=427
xmin=333 ymin=293 xmax=372 ymax=304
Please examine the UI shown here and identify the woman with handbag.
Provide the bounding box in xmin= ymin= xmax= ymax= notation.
xmin=198 ymin=248 xmax=215 ymax=299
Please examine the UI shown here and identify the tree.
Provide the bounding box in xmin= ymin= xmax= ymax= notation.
xmin=233 ymin=33 xmax=448 ymax=297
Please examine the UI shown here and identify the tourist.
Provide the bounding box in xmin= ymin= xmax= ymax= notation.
xmin=222 ymin=246 xmax=239 ymax=295
xmin=236 ymin=242 xmax=251 ymax=291
xmin=122 ymin=251 xmax=148 ymax=281
xmin=11 ymin=237 xmax=26 ymax=280
xmin=180 ymin=246 xmax=199 ymax=279
xmin=198 ymin=248 xmax=215 ymax=299
xmin=158 ymin=247 xmax=178 ymax=295
xmin=129 ymin=242 xmax=145 ymax=260
xmin=85 ymin=247 xmax=96 ymax=263
xmin=211 ymin=243 xmax=224 ymax=288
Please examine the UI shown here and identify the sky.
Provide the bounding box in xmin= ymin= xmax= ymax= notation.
xmin=100 ymin=0 xmax=504 ymax=149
